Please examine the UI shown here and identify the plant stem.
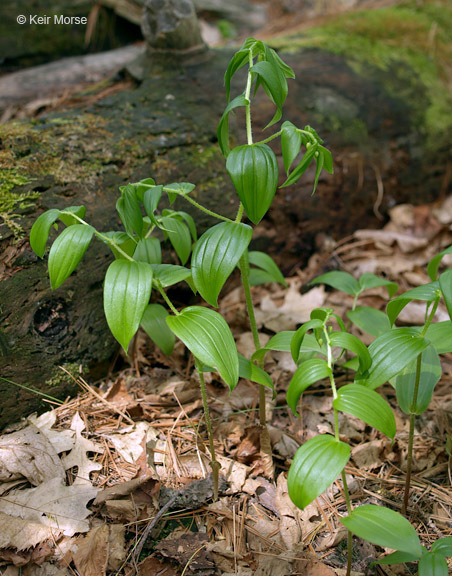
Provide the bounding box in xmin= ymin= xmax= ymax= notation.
xmin=239 ymin=254 xmax=267 ymax=427
xmin=245 ymin=51 xmax=254 ymax=146
xmin=401 ymin=297 xmax=440 ymax=514
xmin=60 ymin=211 xmax=135 ymax=262
xmin=196 ymin=360 xmax=221 ymax=500
xmin=341 ymin=470 xmax=353 ymax=576
xmin=157 ymin=284 xmax=180 ymax=316
xmin=327 ymin=333 xmax=353 ymax=576
xmin=163 ymin=191 xmax=234 ymax=223
xmin=402 ymin=353 xmax=422 ymax=515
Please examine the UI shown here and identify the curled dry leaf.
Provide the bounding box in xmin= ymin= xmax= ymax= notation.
xmin=0 ymin=423 xmax=65 ymax=485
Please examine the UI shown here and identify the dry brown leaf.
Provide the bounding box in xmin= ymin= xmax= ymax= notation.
xmin=275 ymin=473 xmax=302 ymax=551
xmin=0 ymin=477 xmax=97 ymax=545
xmin=107 ymin=524 xmax=126 ymax=571
xmin=255 ymin=556 xmax=293 ymax=576
xmin=102 ymin=422 xmax=158 ymax=465
xmin=104 ymin=499 xmax=142 ymax=522
xmin=29 ymin=410 xmax=75 ymax=454
xmin=0 ymin=423 xmax=65 ymax=485
xmin=62 ymin=413 xmax=103 ymax=486
xmin=72 ymin=524 xmax=109 ymax=576
xmin=258 ymin=285 xmax=325 ymax=331
xmin=351 ymin=440 xmax=386 ymax=470
xmin=294 ymin=557 xmax=337 ymax=575
xmin=94 ymin=474 xmax=155 ymax=506
xmin=0 ymin=511 xmax=58 ymax=551
xmin=22 ymin=563 xmax=72 ymax=575
xmin=135 ymin=555 xmax=179 ymax=576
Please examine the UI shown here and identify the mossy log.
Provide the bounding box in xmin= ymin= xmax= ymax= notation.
xmin=0 ymin=2 xmax=451 ymax=426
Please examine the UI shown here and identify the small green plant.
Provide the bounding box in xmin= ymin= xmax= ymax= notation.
xmin=29 ymin=38 xmax=332 ymax=498
xmin=280 ymin=253 xmax=452 ymax=574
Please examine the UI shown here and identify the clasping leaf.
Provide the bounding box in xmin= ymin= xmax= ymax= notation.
xmin=167 ymin=307 xmax=239 ymax=391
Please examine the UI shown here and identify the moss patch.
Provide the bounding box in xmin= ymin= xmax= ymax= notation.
xmin=271 ymin=0 xmax=452 ymax=150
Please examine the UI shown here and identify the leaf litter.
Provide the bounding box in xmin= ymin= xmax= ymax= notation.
xmin=0 ymin=196 xmax=451 ymax=574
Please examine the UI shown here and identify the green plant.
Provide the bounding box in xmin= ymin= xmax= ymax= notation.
xmin=281 ymin=253 xmax=452 ymax=574
xmin=29 ymin=38 xmax=332 ymax=499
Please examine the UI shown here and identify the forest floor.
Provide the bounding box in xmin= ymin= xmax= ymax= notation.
xmin=0 ymin=195 xmax=451 ymax=576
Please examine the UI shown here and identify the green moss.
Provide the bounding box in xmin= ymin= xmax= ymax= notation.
xmin=272 ymin=0 xmax=452 ymax=149
xmin=0 ymin=170 xmax=37 ymax=240
xmin=45 ymin=363 xmax=87 ymax=388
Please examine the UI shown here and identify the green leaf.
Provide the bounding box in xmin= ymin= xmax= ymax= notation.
xmin=251 ymin=331 xmax=294 ymax=363
xmin=281 ymin=121 xmax=302 ymax=175
xmin=439 ymin=269 xmax=452 ymax=321
xmin=266 ymin=46 xmax=295 ymax=80
xmin=424 ymin=321 xmax=452 ymax=353
xmin=347 ymin=307 xmax=391 ymax=338
xmin=418 ymin=552 xmax=448 ymax=576
xmin=103 ymin=260 xmax=153 ymax=352
xmin=103 ymin=231 xmax=136 ymax=260
xmin=319 ymin=145 xmax=333 ymax=174
xmin=217 ymin=94 xmax=248 ymax=156
xmin=133 ymin=178 xmax=155 ymax=202
xmin=142 ymin=185 xmax=162 ymax=223
xmin=340 ymin=505 xmax=422 ymax=557
xmin=116 ymin=184 xmax=143 ymax=238
xmin=280 ymin=144 xmax=318 ymax=188
xmin=431 ymin=537 xmax=452 ymax=557
xmin=224 ymin=48 xmax=251 ymax=102
xmin=287 ymin=358 xmax=332 ymax=414
xmin=387 ymin=282 xmax=440 ymax=326
xmin=288 ymin=435 xmax=350 ymax=509
xmin=333 ymin=384 xmax=396 ymax=439
xmin=191 ymin=222 xmax=252 ymax=307
xmin=48 ymin=224 xmax=94 ymax=290
xmin=159 ymin=216 xmax=192 ymax=265
xmin=358 ymin=328 xmax=429 ymax=389
xmin=151 ymin=264 xmax=192 ymax=288
xmin=59 ymin=205 xmax=86 ymax=227
xmin=310 ymin=270 xmax=360 ymax=297
xmin=226 ymin=143 xmax=279 ymax=225
xmin=177 ymin=211 xmax=197 ymax=242
xmin=312 ymin=151 xmax=324 ymax=195
xmin=428 ymin=244 xmax=452 ymax=281
xmin=251 ymin=60 xmax=287 ymax=128
xmin=133 ymin=238 xmax=162 ymax=264
xmin=248 ymin=251 xmax=287 ymax=287
xmin=141 ymin=303 xmax=175 ymax=356
xmin=167 ymin=306 xmax=238 ymax=391
xmin=165 ymin=182 xmax=195 ymax=205
xmin=291 ymin=319 xmax=324 ymax=364
xmin=375 ymin=549 xmax=422 ymax=565
xmin=358 ymin=273 xmax=398 ymax=298
xmin=238 ymin=354 xmax=275 ymax=396
xmin=30 ymin=209 xmax=61 ymax=258
xmin=394 ymin=344 xmax=441 ymax=415
xmin=330 ymin=331 xmax=371 ymax=374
